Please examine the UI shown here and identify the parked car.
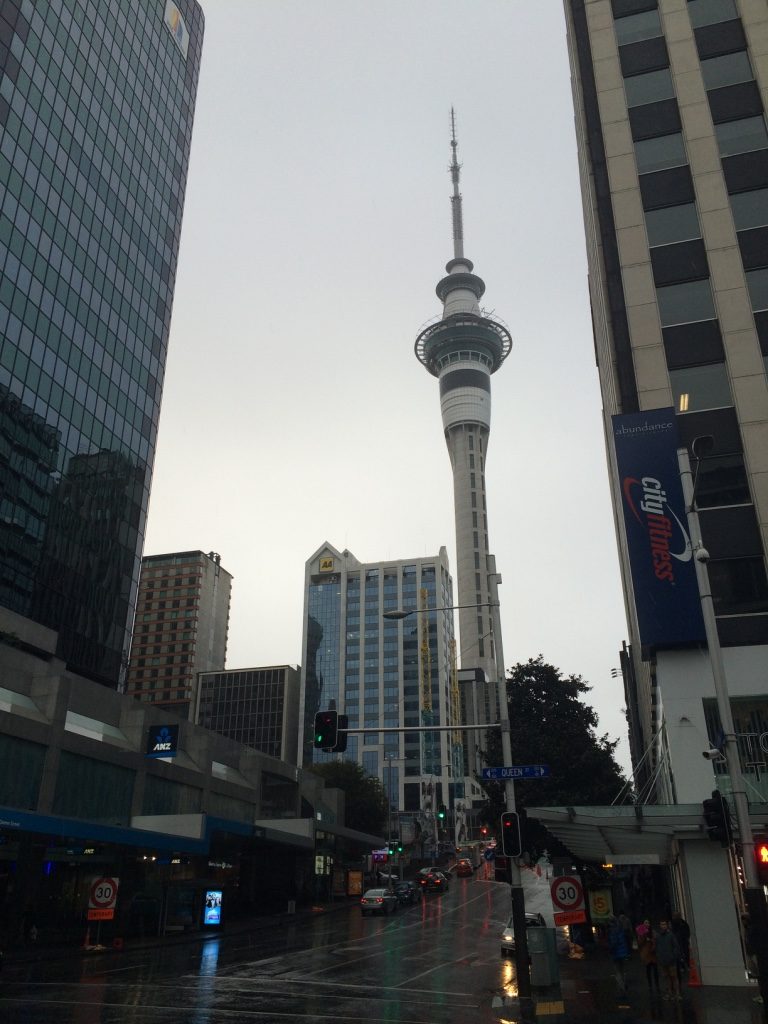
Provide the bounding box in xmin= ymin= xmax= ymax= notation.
xmin=418 ymin=869 xmax=450 ymax=893
xmin=360 ymin=888 xmax=398 ymax=915
xmin=455 ymin=859 xmax=473 ymax=877
xmin=394 ymin=881 xmax=421 ymax=905
xmin=500 ymin=911 xmax=547 ymax=957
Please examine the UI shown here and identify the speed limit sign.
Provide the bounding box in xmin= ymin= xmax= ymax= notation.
xmin=550 ymin=875 xmax=586 ymax=925
xmin=88 ymin=876 xmax=119 ymax=920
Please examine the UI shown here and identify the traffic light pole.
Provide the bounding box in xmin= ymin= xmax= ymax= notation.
xmin=489 ymin=562 xmax=531 ymax=1001
xmin=679 ymin=448 xmax=768 ymax=1016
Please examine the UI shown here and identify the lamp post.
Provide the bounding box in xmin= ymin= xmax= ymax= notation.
xmin=385 ymin=753 xmax=401 ymax=892
xmin=384 ymin=587 xmax=531 ymax=996
xmin=679 ymin=444 xmax=768 ymax=1014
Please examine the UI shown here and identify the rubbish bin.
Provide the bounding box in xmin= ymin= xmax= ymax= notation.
xmin=527 ymin=926 xmax=559 ymax=987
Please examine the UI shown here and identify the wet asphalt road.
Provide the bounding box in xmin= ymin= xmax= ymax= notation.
xmin=0 ymin=875 xmax=520 ymax=1023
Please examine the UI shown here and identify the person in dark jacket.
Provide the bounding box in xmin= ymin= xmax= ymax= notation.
xmin=656 ymin=919 xmax=681 ymax=1000
xmin=608 ymin=916 xmax=631 ymax=993
xmin=671 ymin=910 xmax=691 ymax=976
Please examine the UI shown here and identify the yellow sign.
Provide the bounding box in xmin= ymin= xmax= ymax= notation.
xmin=319 ymin=557 xmax=334 ymax=573
xmin=589 ymin=888 xmax=613 ymax=922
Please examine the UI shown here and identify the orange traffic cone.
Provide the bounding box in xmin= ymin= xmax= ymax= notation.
xmin=688 ymin=959 xmax=702 ymax=987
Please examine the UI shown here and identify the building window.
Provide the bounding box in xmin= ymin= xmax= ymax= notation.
xmin=635 ymin=132 xmax=688 ymax=174
xmin=746 ymin=268 xmax=768 ymax=311
xmin=708 ymin=556 xmax=768 ymax=615
xmin=670 ymin=362 xmax=732 ymax=413
xmin=730 ymin=189 xmax=768 ymax=231
xmin=645 ymin=202 xmax=701 ymax=247
xmin=701 ymin=51 xmax=753 ymax=91
xmin=624 ymin=67 xmax=675 ymax=108
xmin=657 ymin=278 xmax=715 ymax=326
xmin=615 ymin=9 xmax=662 ymax=47
xmin=687 ymin=0 xmax=737 ymax=29
xmin=715 ymin=117 xmax=768 ymax=158
xmin=695 ymin=454 xmax=751 ymax=508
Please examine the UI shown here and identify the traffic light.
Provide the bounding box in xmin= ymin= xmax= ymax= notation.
xmin=335 ymin=714 xmax=348 ymax=753
xmin=480 ymin=825 xmax=489 ymax=837
xmin=501 ymin=811 xmax=522 ymax=858
xmin=313 ymin=710 xmax=338 ymax=750
xmin=312 ymin=710 xmax=348 ymax=752
xmin=756 ymin=838 xmax=768 ymax=884
xmin=702 ymin=790 xmax=732 ymax=846
xmin=396 ymin=839 xmax=403 ymax=854
xmin=437 ymin=804 xmax=446 ymax=820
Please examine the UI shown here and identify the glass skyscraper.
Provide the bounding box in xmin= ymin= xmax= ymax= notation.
xmin=0 ymin=1 xmax=204 ymax=686
xmin=299 ymin=543 xmax=461 ymax=814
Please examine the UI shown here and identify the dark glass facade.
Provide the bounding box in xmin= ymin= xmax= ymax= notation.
xmin=0 ymin=0 xmax=204 ymax=684
xmin=198 ymin=666 xmax=298 ymax=761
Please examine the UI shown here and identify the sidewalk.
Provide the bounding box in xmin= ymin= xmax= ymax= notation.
xmin=1 ymin=897 xmax=354 ymax=968
xmin=519 ymin=942 xmax=766 ymax=1024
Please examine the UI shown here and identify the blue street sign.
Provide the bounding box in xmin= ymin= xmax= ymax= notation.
xmin=481 ymin=765 xmax=550 ymax=781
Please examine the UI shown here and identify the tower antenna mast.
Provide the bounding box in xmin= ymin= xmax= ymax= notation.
xmin=449 ymin=107 xmax=464 ymax=260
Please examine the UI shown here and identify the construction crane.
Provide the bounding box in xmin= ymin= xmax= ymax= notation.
xmin=419 ymin=587 xmax=436 ymax=777
xmin=449 ymin=638 xmax=464 ymax=797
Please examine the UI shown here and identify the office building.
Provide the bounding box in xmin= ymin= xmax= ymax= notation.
xmin=197 ymin=664 xmax=300 ymax=765
xmin=564 ymin=0 xmax=768 ymax=984
xmin=0 ymin=0 xmax=204 ymax=687
xmin=126 ymin=550 xmax=231 ymax=719
xmin=299 ymin=543 xmax=481 ymax=817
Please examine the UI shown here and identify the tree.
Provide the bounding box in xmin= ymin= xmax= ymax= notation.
xmin=479 ymin=656 xmax=627 ymax=857
xmin=308 ymin=760 xmax=390 ymax=836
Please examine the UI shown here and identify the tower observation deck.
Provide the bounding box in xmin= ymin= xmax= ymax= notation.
xmin=414 ymin=111 xmax=512 ymax=779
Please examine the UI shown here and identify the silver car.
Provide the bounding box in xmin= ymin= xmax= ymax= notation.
xmin=360 ymin=888 xmax=398 ymax=915
xmin=500 ymin=911 xmax=546 ymax=956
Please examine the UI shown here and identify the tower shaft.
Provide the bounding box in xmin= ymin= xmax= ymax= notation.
xmin=414 ymin=115 xmax=512 ymax=780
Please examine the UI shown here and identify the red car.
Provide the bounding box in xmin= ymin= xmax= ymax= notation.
xmin=456 ymin=859 xmax=473 ymax=877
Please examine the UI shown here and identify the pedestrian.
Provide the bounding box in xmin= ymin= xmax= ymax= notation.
xmin=636 ymin=919 xmax=660 ymax=993
xmin=655 ymin=919 xmax=682 ymax=1000
xmin=618 ymin=910 xmax=634 ymax=950
xmin=607 ymin=915 xmax=631 ymax=994
xmin=671 ymin=910 xmax=691 ymax=978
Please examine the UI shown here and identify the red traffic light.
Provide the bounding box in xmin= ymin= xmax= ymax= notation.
xmin=757 ymin=842 xmax=768 ymax=865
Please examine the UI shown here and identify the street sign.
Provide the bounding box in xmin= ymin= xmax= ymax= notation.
xmin=550 ymin=874 xmax=586 ymax=926
xmin=87 ymin=876 xmax=119 ymax=922
xmin=481 ymin=765 xmax=550 ymax=781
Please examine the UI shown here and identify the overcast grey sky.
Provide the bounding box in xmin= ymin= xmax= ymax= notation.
xmin=144 ymin=1 xmax=633 ymax=771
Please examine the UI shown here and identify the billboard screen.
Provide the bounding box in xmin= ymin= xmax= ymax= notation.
xmin=203 ymin=890 xmax=222 ymax=926
xmin=612 ymin=408 xmax=705 ymax=649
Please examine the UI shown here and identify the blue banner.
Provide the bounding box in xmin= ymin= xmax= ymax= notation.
xmin=612 ymin=408 xmax=705 ymax=649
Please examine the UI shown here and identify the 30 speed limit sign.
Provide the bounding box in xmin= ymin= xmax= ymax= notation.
xmin=87 ymin=876 xmax=119 ymax=921
xmin=550 ymin=875 xmax=586 ymax=925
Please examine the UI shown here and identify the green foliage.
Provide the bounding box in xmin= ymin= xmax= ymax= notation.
xmin=309 ymin=760 xmax=390 ymax=836
xmin=479 ymin=656 xmax=627 ymax=859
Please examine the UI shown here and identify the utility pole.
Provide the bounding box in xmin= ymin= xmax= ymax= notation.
xmin=488 ymin=558 xmax=530 ymax=998
xmin=679 ymin=446 xmax=768 ymax=1017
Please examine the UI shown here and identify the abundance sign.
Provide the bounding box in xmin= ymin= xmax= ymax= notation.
xmin=550 ymin=875 xmax=586 ymax=926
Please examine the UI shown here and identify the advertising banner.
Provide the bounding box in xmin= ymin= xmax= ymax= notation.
xmin=203 ymin=890 xmax=222 ymax=926
xmin=612 ymin=408 xmax=705 ymax=649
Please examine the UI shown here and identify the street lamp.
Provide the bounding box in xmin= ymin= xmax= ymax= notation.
xmin=384 ymin=584 xmax=531 ymax=996
xmin=384 ymin=753 xmax=402 ymax=892
xmin=679 ymin=443 xmax=768 ymax=1014
xmin=383 ymin=601 xmax=496 ymax=620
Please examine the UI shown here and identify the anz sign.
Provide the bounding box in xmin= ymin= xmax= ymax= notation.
xmin=146 ymin=724 xmax=180 ymax=759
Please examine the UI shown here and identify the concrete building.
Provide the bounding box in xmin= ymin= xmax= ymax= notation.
xmin=196 ymin=665 xmax=300 ymax=765
xmin=0 ymin=1 xmax=204 ymax=688
xmin=126 ymin=551 xmax=232 ymax=720
xmin=413 ymin=114 xmax=512 ymax=776
xmin=298 ymin=543 xmax=483 ymax=827
xmin=0 ymin=612 xmax=381 ymax=948
xmin=563 ymin=0 xmax=768 ymax=985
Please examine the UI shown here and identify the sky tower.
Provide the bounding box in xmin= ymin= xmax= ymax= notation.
xmin=415 ymin=111 xmax=512 ymax=777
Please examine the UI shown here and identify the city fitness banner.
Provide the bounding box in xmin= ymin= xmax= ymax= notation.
xmin=612 ymin=408 xmax=705 ymax=649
